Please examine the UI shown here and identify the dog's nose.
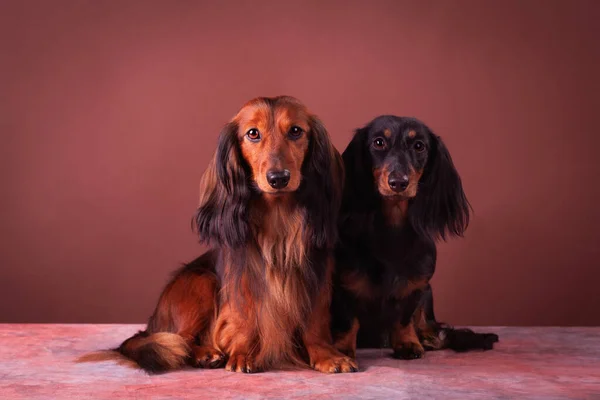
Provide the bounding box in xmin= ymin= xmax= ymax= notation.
xmin=266 ymin=169 xmax=291 ymax=189
xmin=388 ymin=174 xmax=409 ymax=192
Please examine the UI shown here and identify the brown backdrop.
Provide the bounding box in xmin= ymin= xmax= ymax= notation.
xmin=1 ymin=0 xmax=599 ymax=326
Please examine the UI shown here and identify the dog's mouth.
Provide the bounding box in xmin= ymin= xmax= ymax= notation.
xmin=381 ymin=191 xmax=413 ymax=198
xmin=379 ymin=189 xmax=417 ymax=200
xmin=374 ymin=167 xmax=422 ymax=199
xmin=253 ymin=180 xmax=299 ymax=195
xmin=263 ymin=190 xmax=293 ymax=196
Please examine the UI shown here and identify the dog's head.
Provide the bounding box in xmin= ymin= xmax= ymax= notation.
xmin=233 ymin=96 xmax=312 ymax=194
xmin=342 ymin=115 xmax=470 ymax=240
xmin=194 ymin=96 xmax=343 ymax=248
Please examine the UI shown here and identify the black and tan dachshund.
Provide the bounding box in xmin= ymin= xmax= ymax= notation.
xmin=331 ymin=115 xmax=498 ymax=361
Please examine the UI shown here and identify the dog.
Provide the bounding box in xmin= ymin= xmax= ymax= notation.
xmin=109 ymin=96 xmax=356 ymax=374
xmin=330 ymin=115 xmax=499 ymax=360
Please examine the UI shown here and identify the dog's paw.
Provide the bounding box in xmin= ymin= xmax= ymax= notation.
xmin=225 ymin=353 xmax=259 ymax=373
xmin=393 ymin=342 xmax=425 ymax=360
xmin=481 ymin=333 xmax=499 ymax=350
xmin=312 ymin=355 xmax=358 ymax=373
xmin=191 ymin=346 xmax=226 ymax=369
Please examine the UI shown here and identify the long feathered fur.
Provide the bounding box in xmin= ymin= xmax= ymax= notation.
xmin=88 ymin=96 xmax=350 ymax=375
xmin=332 ymin=115 xmax=498 ymax=359
xmin=191 ymin=98 xmax=343 ymax=370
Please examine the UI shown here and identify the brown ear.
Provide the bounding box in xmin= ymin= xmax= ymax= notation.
xmin=193 ymin=122 xmax=251 ymax=248
xmin=297 ymin=115 xmax=344 ymax=249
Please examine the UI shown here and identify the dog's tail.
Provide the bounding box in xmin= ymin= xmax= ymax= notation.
xmin=77 ymin=252 xmax=220 ymax=373
xmin=76 ymin=330 xmax=191 ymax=374
xmin=416 ymin=285 xmax=499 ymax=352
xmin=115 ymin=330 xmax=191 ymax=373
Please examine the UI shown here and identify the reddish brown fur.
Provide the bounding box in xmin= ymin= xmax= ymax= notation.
xmin=302 ymin=257 xmax=357 ymax=373
xmin=205 ymin=97 xmax=354 ymax=373
xmin=78 ymin=255 xmax=224 ymax=373
xmin=334 ymin=318 xmax=360 ymax=359
xmin=148 ymin=271 xmax=218 ymax=342
xmin=213 ymin=199 xmax=311 ymax=370
xmin=85 ymin=96 xmax=353 ymax=374
xmin=235 ymin=98 xmax=311 ymax=194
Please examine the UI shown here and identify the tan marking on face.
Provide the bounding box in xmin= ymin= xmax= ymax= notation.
xmin=408 ymin=130 xmax=416 ymax=138
xmin=373 ymin=166 xmax=424 ymax=198
xmin=403 ymin=168 xmax=423 ymax=197
xmin=373 ymin=166 xmax=397 ymax=197
xmin=235 ymin=99 xmax=310 ymax=193
xmin=384 ymin=129 xmax=392 ymax=138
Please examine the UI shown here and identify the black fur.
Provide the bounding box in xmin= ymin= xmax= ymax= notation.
xmin=297 ymin=116 xmax=343 ymax=249
xmin=408 ymin=130 xmax=470 ymax=241
xmin=332 ymin=115 xmax=498 ymax=358
xmin=193 ymin=121 xmax=252 ymax=249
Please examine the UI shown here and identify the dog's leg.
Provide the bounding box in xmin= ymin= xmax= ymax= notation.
xmin=415 ymin=284 xmax=499 ymax=352
xmin=303 ymin=258 xmax=358 ymax=373
xmin=330 ymin=276 xmax=361 ymax=359
xmin=213 ymin=302 xmax=260 ymax=373
xmin=390 ymin=288 xmax=426 ymax=360
xmin=333 ymin=317 xmax=360 ymax=359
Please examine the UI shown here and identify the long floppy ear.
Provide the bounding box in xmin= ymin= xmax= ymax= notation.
xmin=297 ymin=116 xmax=344 ymax=249
xmin=409 ymin=132 xmax=471 ymax=241
xmin=340 ymin=127 xmax=375 ymax=212
xmin=193 ymin=122 xmax=251 ymax=248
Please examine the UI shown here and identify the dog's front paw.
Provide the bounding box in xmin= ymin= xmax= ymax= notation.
xmin=191 ymin=346 xmax=226 ymax=369
xmin=225 ymin=353 xmax=259 ymax=373
xmin=393 ymin=342 xmax=425 ymax=360
xmin=312 ymin=355 xmax=358 ymax=373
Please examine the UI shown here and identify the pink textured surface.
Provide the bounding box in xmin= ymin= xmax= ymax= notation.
xmin=0 ymin=325 xmax=598 ymax=399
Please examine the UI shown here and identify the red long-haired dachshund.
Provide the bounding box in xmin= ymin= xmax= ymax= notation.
xmin=107 ymin=96 xmax=356 ymax=374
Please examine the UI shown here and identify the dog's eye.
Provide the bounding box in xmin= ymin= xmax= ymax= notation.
xmin=373 ymin=137 xmax=387 ymax=150
xmin=289 ymin=126 xmax=304 ymax=139
xmin=246 ymin=128 xmax=261 ymax=141
xmin=414 ymin=140 xmax=425 ymax=152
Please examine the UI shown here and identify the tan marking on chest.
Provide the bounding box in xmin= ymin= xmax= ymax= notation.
xmin=341 ymin=270 xmax=374 ymax=300
xmin=382 ymin=198 xmax=409 ymax=227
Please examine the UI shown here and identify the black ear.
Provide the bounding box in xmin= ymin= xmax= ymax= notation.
xmin=340 ymin=127 xmax=376 ymax=212
xmin=297 ymin=116 xmax=344 ymax=249
xmin=193 ymin=122 xmax=251 ymax=248
xmin=409 ymin=133 xmax=471 ymax=241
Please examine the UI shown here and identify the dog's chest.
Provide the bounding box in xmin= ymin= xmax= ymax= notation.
xmin=364 ymin=227 xmax=434 ymax=293
xmin=254 ymin=206 xmax=306 ymax=270
xmin=249 ymin=205 xmax=315 ymax=323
